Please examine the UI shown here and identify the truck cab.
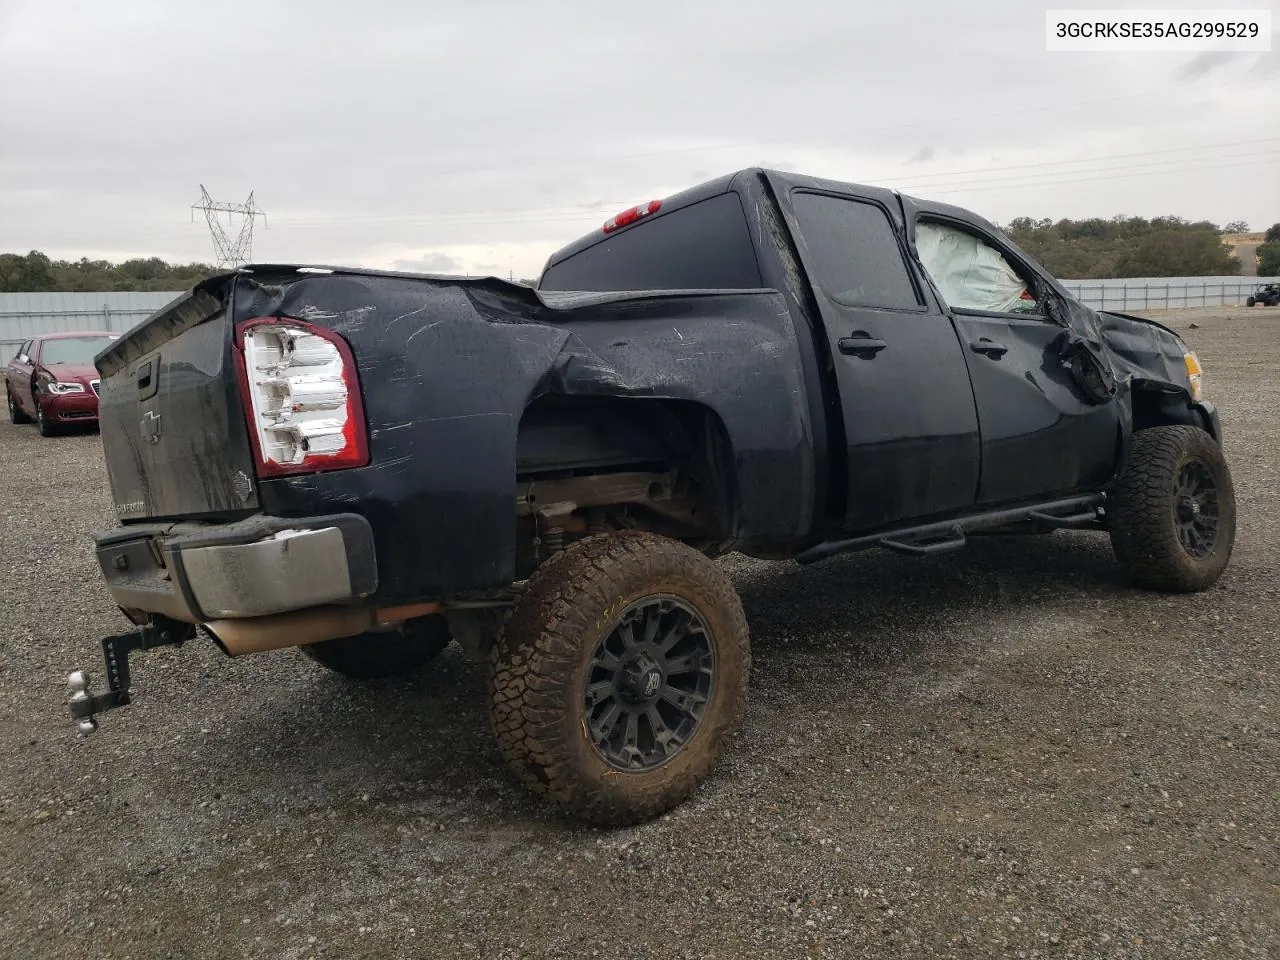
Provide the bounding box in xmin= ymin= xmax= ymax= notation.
xmin=540 ymin=170 xmax=1217 ymax=535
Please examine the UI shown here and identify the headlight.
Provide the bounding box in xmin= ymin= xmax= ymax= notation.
xmin=46 ymin=381 xmax=86 ymax=395
xmin=1183 ymin=352 xmax=1203 ymax=402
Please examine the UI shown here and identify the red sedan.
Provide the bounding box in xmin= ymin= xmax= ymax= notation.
xmin=5 ymin=331 xmax=119 ymax=436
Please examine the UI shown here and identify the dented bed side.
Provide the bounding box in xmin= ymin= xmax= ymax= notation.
xmin=217 ymin=270 xmax=814 ymax=600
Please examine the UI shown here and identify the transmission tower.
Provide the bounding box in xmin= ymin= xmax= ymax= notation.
xmin=191 ymin=185 xmax=266 ymax=268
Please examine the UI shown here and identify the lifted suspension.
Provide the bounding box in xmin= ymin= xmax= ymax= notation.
xmin=67 ymin=616 xmax=195 ymax=733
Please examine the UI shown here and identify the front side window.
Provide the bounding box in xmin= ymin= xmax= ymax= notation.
xmin=915 ymin=221 xmax=1040 ymax=315
xmin=789 ymin=192 xmax=921 ymax=310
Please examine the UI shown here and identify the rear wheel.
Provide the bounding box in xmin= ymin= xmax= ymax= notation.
xmin=301 ymin=614 xmax=451 ymax=679
xmin=7 ymin=389 xmax=31 ymax=424
xmin=1109 ymin=425 xmax=1235 ymax=592
xmin=488 ymin=532 xmax=750 ymax=826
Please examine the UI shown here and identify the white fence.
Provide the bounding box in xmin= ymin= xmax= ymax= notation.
xmin=1060 ymin=277 xmax=1280 ymax=311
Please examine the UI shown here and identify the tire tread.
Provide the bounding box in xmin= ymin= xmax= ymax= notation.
xmin=1109 ymin=425 xmax=1235 ymax=592
xmin=488 ymin=532 xmax=749 ymax=826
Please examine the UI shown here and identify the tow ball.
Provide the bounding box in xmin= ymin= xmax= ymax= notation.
xmin=67 ymin=616 xmax=195 ymax=733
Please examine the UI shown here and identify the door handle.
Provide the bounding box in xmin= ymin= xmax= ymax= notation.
xmin=969 ymin=338 xmax=1009 ymax=358
xmin=838 ymin=336 xmax=887 ymax=358
xmin=136 ymin=358 xmax=159 ymax=401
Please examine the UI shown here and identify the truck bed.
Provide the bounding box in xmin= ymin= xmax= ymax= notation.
xmin=95 ymin=267 xmax=817 ymax=599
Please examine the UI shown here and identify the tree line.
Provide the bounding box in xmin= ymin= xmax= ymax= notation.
xmin=3 ymin=219 xmax=1278 ymax=292
xmin=0 ymin=251 xmax=216 ymax=293
xmin=1003 ymin=216 xmax=1266 ymax=279
xmin=1257 ymin=223 xmax=1280 ymax=276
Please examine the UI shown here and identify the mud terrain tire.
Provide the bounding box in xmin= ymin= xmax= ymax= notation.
xmin=489 ymin=532 xmax=750 ymax=826
xmin=1109 ymin=425 xmax=1235 ymax=592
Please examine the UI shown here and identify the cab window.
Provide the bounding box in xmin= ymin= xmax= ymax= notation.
xmin=916 ymin=220 xmax=1041 ymax=315
xmin=789 ymin=192 xmax=922 ymax=310
xmin=539 ymin=193 xmax=763 ymax=292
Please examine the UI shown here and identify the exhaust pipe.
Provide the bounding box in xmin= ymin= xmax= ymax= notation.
xmin=206 ymin=602 xmax=442 ymax=657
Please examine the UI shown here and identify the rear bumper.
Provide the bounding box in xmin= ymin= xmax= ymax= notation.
xmin=94 ymin=513 xmax=378 ymax=622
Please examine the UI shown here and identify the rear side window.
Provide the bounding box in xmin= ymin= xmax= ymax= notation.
xmin=539 ymin=193 xmax=763 ymax=292
xmin=790 ymin=192 xmax=921 ymax=310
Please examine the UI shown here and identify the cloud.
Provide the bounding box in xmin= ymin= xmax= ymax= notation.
xmin=1176 ymin=51 xmax=1236 ymax=80
xmin=907 ymin=145 xmax=936 ymax=165
xmin=1249 ymin=47 xmax=1280 ymax=76
xmin=391 ymin=251 xmax=461 ymax=274
xmin=1 ymin=0 xmax=1277 ymax=275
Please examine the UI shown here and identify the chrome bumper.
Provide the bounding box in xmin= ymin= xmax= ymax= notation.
xmin=94 ymin=513 xmax=378 ymax=621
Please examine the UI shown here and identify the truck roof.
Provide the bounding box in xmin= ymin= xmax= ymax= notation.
xmin=539 ymin=168 xmax=1010 ymax=281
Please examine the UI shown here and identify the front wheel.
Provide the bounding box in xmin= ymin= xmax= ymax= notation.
xmin=300 ymin=613 xmax=452 ymax=678
xmin=35 ymin=400 xmax=57 ymax=437
xmin=1246 ymin=297 xmax=1256 ymax=307
xmin=488 ymin=532 xmax=750 ymax=826
xmin=7 ymin=389 xmax=31 ymax=424
xmin=1109 ymin=425 xmax=1236 ymax=592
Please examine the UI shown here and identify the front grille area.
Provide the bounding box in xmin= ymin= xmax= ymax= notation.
xmin=90 ymin=380 xmax=100 ymax=396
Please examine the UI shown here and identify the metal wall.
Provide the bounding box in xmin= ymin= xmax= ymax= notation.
xmin=1060 ymin=277 xmax=1280 ymax=311
xmin=0 ymin=291 xmax=183 ymax=355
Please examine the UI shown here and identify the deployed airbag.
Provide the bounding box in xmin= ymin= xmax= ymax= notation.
xmin=916 ymin=222 xmax=1034 ymax=314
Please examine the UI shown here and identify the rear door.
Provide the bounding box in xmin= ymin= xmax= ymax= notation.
xmin=96 ymin=281 xmax=261 ymax=521
xmin=911 ymin=215 xmax=1122 ymax=504
xmin=777 ymin=184 xmax=981 ymax=532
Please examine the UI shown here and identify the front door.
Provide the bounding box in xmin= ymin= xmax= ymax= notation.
xmin=778 ymin=185 xmax=981 ymax=532
xmin=9 ymin=340 xmax=35 ymax=414
xmin=911 ymin=216 xmax=1122 ymax=504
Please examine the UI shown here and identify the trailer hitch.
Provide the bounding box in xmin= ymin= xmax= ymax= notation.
xmin=67 ymin=616 xmax=195 ymax=734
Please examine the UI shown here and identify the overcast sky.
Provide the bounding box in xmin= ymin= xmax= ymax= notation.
xmin=2 ymin=0 xmax=1277 ymax=278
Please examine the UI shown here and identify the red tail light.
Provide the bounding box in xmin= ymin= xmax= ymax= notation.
xmin=233 ymin=317 xmax=369 ymax=478
xmin=603 ymin=199 xmax=662 ymax=233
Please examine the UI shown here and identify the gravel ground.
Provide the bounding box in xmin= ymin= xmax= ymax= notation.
xmin=1 ymin=307 xmax=1277 ymax=959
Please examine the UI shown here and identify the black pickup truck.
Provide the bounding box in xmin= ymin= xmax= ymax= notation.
xmin=69 ymin=168 xmax=1235 ymax=825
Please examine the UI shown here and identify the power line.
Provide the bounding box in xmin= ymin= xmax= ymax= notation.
xmin=259 ymin=157 xmax=1271 ymax=230
xmin=117 ymin=131 xmax=1275 ymax=249
xmin=258 ymin=138 xmax=1280 ymax=231
xmin=924 ymin=155 xmax=1280 ymax=197
xmin=322 ymin=77 xmax=1251 ymax=183
xmin=885 ymin=149 xmax=1280 ymax=193
xmin=867 ymin=138 xmax=1280 ymax=187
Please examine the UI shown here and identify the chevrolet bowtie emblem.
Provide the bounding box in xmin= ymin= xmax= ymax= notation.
xmin=141 ymin=410 xmax=162 ymax=444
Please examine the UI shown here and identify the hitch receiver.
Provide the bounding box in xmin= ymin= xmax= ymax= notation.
xmin=67 ymin=616 xmax=194 ymax=734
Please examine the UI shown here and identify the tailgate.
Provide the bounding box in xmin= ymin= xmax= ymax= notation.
xmin=96 ymin=277 xmax=260 ymax=521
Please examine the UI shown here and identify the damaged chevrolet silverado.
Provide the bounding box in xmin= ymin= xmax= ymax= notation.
xmin=68 ymin=169 xmax=1234 ymax=825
